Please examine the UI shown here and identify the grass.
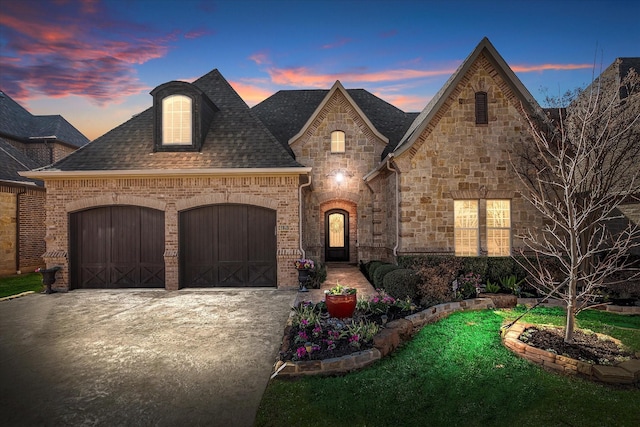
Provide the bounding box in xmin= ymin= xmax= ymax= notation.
xmin=0 ymin=273 xmax=43 ymax=298
xmin=256 ymin=307 xmax=640 ymax=427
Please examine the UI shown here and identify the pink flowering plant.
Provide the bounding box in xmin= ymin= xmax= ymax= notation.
xmin=284 ymin=292 xmax=421 ymax=362
xmin=455 ymin=272 xmax=483 ymax=299
xmin=294 ymin=258 xmax=315 ymax=270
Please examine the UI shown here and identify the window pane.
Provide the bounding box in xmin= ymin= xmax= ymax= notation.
xmin=454 ymin=200 xmax=478 ymax=256
xmin=331 ymin=131 xmax=345 ymax=153
xmin=328 ymin=213 xmax=345 ymax=247
xmin=487 ymin=229 xmax=510 ymax=256
xmin=487 ymin=200 xmax=511 ymax=256
xmin=162 ymin=95 xmax=192 ymax=145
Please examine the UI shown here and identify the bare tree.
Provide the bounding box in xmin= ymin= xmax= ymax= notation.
xmin=513 ymin=63 xmax=640 ymax=343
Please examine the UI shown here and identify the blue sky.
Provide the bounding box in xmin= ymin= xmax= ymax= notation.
xmin=1 ymin=0 xmax=639 ymax=140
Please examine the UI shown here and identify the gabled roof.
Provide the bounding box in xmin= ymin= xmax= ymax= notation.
xmin=0 ymin=91 xmax=90 ymax=148
xmin=393 ymin=37 xmax=538 ymax=156
xmin=0 ymin=138 xmax=41 ymax=185
xmin=252 ymin=84 xmax=417 ymax=159
xmin=38 ymin=69 xmax=304 ymax=172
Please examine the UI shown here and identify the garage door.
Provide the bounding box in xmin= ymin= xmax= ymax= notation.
xmin=69 ymin=206 xmax=165 ymax=289
xmin=179 ymin=204 xmax=276 ymax=287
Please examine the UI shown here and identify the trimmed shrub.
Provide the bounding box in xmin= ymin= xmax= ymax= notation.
xmin=415 ymin=257 xmax=462 ymax=307
xmin=367 ymin=261 xmax=385 ymax=282
xmin=460 ymin=257 xmax=488 ymax=281
xmin=486 ymin=257 xmax=516 ymax=284
xmin=382 ymin=269 xmax=420 ymax=301
xmin=373 ymin=264 xmax=401 ymax=288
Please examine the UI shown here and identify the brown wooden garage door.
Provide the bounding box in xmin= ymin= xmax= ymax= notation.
xmin=69 ymin=206 xmax=165 ymax=289
xmin=179 ymin=204 xmax=276 ymax=287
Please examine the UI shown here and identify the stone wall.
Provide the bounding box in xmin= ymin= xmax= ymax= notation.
xmin=388 ymin=52 xmax=542 ymax=255
xmin=292 ymin=89 xmax=386 ymax=263
xmin=41 ymin=174 xmax=302 ymax=290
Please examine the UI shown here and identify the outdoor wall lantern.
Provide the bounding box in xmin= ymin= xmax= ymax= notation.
xmin=327 ymin=169 xmax=353 ymax=184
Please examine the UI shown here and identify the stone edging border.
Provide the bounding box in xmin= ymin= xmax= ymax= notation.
xmin=272 ymin=297 xmax=496 ymax=378
xmin=0 ymin=291 xmax=35 ymax=302
xmin=501 ymin=322 xmax=640 ymax=385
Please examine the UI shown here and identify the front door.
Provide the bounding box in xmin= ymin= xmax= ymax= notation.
xmin=325 ymin=209 xmax=349 ymax=262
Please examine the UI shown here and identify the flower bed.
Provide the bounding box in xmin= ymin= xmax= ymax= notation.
xmin=274 ymin=297 xmax=497 ymax=377
xmin=278 ymin=290 xmax=417 ymax=362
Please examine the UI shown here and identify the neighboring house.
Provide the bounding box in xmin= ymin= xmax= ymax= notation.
xmin=23 ymin=37 xmax=633 ymax=291
xmin=596 ymin=57 xmax=640 ymax=254
xmin=0 ymin=91 xmax=89 ymax=276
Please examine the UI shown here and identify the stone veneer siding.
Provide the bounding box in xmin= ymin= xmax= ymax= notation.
xmin=41 ymin=174 xmax=302 ymax=291
xmin=388 ymin=52 xmax=542 ymax=254
xmin=292 ymin=89 xmax=387 ymax=263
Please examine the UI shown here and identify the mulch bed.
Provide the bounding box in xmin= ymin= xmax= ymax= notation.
xmin=519 ymin=326 xmax=635 ymax=365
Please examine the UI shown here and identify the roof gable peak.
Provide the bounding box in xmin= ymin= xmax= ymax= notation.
xmin=289 ymin=80 xmax=389 ymax=145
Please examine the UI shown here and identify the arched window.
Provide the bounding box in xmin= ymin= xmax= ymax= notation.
xmin=331 ymin=130 xmax=345 ymax=153
xmin=475 ymin=92 xmax=488 ymax=125
xmin=162 ymin=95 xmax=192 ymax=145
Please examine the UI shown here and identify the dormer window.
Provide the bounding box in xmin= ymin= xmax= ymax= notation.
xmin=151 ymin=81 xmax=217 ymax=152
xmin=475 ymin=92 xmax=488 ymax=125
xmin=162 ymin=95 xmax=192 ymax=145
xmin=331 ymin=130 xmax=345 ymax=153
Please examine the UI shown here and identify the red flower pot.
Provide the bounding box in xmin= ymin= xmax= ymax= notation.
xmin=325 ymin=293 xmax=357 ymax=318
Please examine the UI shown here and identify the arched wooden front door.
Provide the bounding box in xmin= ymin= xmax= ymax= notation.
xmin=325 ymin=209 xmax=349 ymax=262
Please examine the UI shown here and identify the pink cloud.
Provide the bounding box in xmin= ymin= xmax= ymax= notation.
xmin=249 ymin=51 xmax=271 ymax=65
xmin=512 ymin=63 xmax=593 ymax=72
xmin=229 ymin=80 xmax=276 ymax=106
xmin=322 ymin=37 xmax=352 ymax=49
xmin=267 ymin=66 xmax=457 ymax=87
xmin=0 ymin=0 xmax=176 ymax=105
xmin=184 ymin=28 xmax=215 ymax=39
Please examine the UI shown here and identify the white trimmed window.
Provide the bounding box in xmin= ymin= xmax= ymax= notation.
xmin=331 ymin=130 xmax=345 ymax=153
xmin=454 ymin=200 xmax=479 ymax=256
xmin=162 ymin=95 xmax=192 ymax=145
xmin=487 ymin=199 xmax=511 ymax=256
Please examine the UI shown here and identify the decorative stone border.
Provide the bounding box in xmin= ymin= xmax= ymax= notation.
xmin=0 ymin=291 xmax=35 ymax=302
xmin=272 ymin=298 xmax=496 ymax=378
xmin=501 ymin=322 xmax=640 ymax=385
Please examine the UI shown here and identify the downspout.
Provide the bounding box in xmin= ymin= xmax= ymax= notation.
xmin=16 ymin=186 xmax=26 ymax=274
xmin=298 ymin=173 xmax=312 ymax=259
xmin=386 ymin=155 xmax=399 ymax=258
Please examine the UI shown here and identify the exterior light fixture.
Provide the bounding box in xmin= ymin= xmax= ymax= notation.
xmin=327 ymin=169 xmax=353 ymax=184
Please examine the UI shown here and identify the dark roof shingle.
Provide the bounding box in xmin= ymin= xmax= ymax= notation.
xmin=48 ymin=69 xmax=302 ymax=171
xmin=252 ymin=88 xmax=418 ymax=160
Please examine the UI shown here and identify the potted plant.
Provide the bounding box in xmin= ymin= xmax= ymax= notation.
xmin=294 ymin=258 xmax=315 ymax=292
xmin=324 ymin=282 xmax=357 ymax=318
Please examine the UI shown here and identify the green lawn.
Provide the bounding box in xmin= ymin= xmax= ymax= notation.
xmin=0 ymin=273 xmax=43 ymax=298
xmin=256 ymin=308 xmax=640 ymax=427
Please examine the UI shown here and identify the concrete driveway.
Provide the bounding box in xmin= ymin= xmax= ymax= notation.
xmin=0 ymin=289 xmax=296 ymax=427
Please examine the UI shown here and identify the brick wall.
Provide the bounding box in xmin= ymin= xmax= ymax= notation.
xmin=0 ymin=192 xmax=15 ymax=275
xmin=0 ymin=185 xmax=46 ymax=276
xmin=383 ymin=52 xmax=542 ymax=255
xmin=41 ymin=174 xmax=302 ymax=290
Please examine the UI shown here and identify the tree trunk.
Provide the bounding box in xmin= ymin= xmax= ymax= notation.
xmin=565 ymin=275 xmax=577 ymax=343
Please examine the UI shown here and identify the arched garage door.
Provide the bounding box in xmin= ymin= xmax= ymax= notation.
xmin=69 ymin=206 xmax=165 ymax=289
xmin=179 ymin=204 xmax=277 ymax=287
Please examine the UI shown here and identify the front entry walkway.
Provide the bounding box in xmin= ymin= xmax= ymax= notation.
xmin=295 ymin=263 xmax=377 ymax=305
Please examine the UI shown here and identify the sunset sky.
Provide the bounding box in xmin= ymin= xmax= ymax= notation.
xmin=1 ymin=0 xmax=639 ymax=141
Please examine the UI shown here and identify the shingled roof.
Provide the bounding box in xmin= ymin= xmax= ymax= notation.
xmin=0 ymin=91 xmax=89 ymax=148
xmin=44 ymin=69 xmax=303 ymax=171
xmin=252 ymin=88 xmax=418 ymax=159
xmin=0 ymin=138 xmax=41 ymax=185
